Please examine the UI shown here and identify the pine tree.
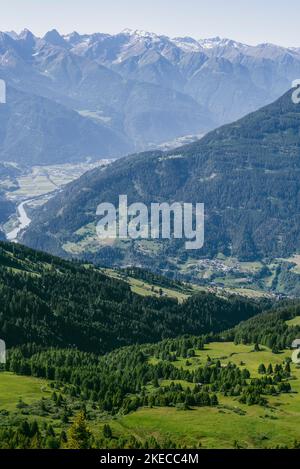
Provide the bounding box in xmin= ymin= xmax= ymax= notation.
xmin=66 ymin=412 xmax=92 ymax=449
xmin=103 ymin=424 xmax=112 ymax=439
xmin=258 ymin=363 xmax=266 ymax=375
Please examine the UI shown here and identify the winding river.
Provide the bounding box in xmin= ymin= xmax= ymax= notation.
xmin=6 ymin=200 xmax=32 ymax=242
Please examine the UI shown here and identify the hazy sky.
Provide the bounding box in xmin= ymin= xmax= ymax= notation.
xmin=0 ymin=0 xmax=299 ymax=47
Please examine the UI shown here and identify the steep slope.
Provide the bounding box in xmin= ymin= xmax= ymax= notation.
xmin=0 ymin=163 xmax=19 ymax=237
xmin=0 ymin=86 xmax=132 ymax=164
xmin=0 ymin=196 xmax=14 ymax=238
xmin=23 ymin=89 xmax=300 ymax=275
xmin=0 ymin=241 xmax=261 ymax=353
xmin=0 ymin=195 xmax=14 ymax=224
xmin=226 ymin=300 xmax=300 ymax=350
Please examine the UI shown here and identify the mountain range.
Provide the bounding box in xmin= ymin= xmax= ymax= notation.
xmin=22 ymin=89 xmax=300 ymax=292
xmin=1 ymin=29 xmax=300 ymax=163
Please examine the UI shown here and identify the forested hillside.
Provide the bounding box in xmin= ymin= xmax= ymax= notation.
xmin=226 ymin=301 xmax=300 ymax=350
xmin=0 ymin=241 xmax=262 ymax=353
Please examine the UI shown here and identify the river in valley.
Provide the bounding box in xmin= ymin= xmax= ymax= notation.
xmin=6 ymin=200 xmax=32 ymax=242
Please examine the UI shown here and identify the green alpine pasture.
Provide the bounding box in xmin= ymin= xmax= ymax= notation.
xmin=1 ymin=341 xmax=300 ymax=448
xmin=108 ymin=342 xmax=300 ymax=449
xmin=286 ymin=317 xmax=300 ymax=327
xmin=0 ymin=372 xmax=50 ymax=411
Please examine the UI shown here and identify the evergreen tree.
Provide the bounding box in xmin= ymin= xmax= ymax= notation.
xmin=258 ymin=364 xmax=266 ymax=375
xmin=103 ymin=424 xmax=112 ymax=439
xmin=67 ymin=412 xmax=92 ymax=449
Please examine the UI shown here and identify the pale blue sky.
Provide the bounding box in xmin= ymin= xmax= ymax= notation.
xmin=0 ymin=0 xmax=299 ymax=47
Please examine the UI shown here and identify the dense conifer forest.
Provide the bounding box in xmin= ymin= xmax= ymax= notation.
xmin=0 ymin=242 xmax=262 ymax=353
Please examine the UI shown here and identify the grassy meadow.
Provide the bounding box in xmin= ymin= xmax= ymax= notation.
xmin=106 ymin=342 xmax=300 ymax=449
xmin=1 ymin=341 xmax=300 ymax=449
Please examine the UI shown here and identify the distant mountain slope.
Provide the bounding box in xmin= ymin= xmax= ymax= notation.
xmin=0 ymin=86 xmax=132 ymax=164
xmin=0 ymin=163 xmax=19 ymax=237
xmin=23 ymin=89 xmax=300 ymax=272
xmin=0 ymin=30 xmax=215 ymax=156
xmin=0 ymin=162 xmax=21 ymax=179
xmin=0 ymin=164 xmax=17 ymax=236
xmin=0 ymin=241 xmax=261 ymax=353
xmin=2 ymin=28 xmax=300 ymax=158
xmin=66 ymin=29 xmax=300 ymax=124
xmin=0 ymin=195 xmax=14 ymax=224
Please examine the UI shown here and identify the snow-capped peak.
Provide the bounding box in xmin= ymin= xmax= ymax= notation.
xmin=172 ymin=36 xmax=203 ymax=52
xmin=121 ymin=29 xmax=159 ymax=39
xmin=19 ymin=29 xmax=35 ymax=40
xmin=198 ymin=37 xmax=247 ymax=49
